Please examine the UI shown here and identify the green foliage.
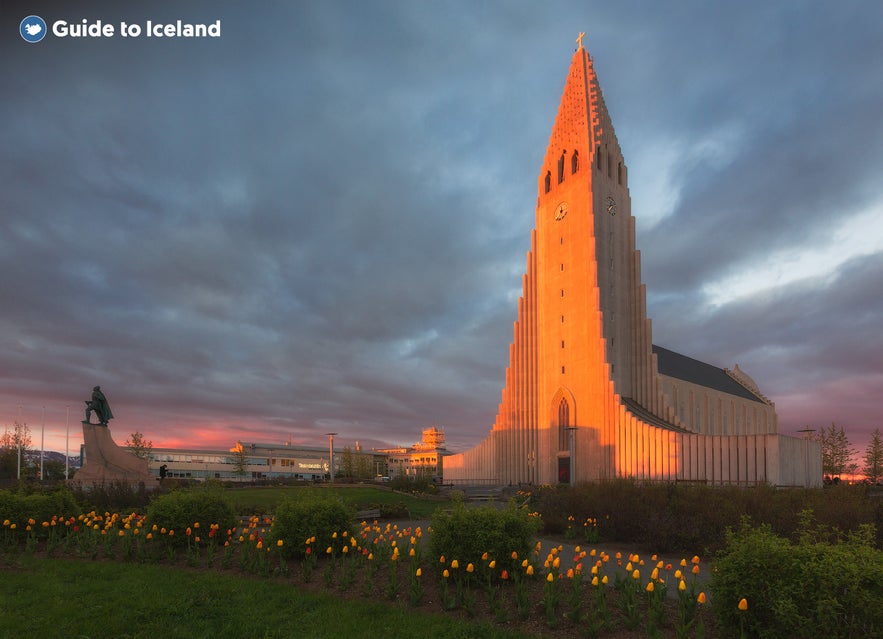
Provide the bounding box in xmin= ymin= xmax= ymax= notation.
xmin=862 ymin=429 xmax=883 ymax=484
xmin=71 ymin=480 xmax=154 ymax=512
xmin=712 ymin=517 xmax=883 ymax=639
xmin=429 ymin=501 xmax=540 ymax=571
xmin=145 ymin=485 xmax=237 ymax=544
xmin=388 ymin=475 xmax=437 ymax=495
xmin=816 ymin=423 xmax=857 ymax=478
xmin=528 ymin=479 xmax=880 ymax=553
xmin=268 ymin=490 xmax=354 ymax=559
xmin=0 ymin=487 xmax=80 ymax=531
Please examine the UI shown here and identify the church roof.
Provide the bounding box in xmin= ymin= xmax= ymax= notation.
xmin=652 ymin=345 xmax=765 ymax=403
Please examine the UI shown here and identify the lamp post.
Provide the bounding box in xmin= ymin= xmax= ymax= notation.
xmin=65 ymin=406 xmax=70 ymax=481
xmin=326 ymin=432 xmax=338 ymax=483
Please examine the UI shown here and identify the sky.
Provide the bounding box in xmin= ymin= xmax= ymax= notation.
xmin=1 ymin=1 xmax=881 ymax=459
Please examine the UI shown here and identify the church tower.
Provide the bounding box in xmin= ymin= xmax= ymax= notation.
xmin=442 ymin=37 xmax=820 ymax=488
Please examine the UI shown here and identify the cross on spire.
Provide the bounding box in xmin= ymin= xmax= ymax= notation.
xmin=576 ymin=31 xmax=586 ymax=50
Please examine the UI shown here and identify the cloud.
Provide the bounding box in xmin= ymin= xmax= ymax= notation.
xmin=1 ymin=0 xmax=881 ymax=457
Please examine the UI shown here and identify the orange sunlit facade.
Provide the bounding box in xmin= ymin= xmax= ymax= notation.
xmin=443 ymin=40 xmax=821 ymax=487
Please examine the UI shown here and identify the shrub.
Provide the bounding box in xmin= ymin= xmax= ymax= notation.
xmin=712 ymin=517 xmax=883 ymax=638
xmin=145 ymin=485 xmax=237 ymax=544
xmin=429 ymin=501 xmax=540 ymax=571
xmin=269 ymin=490 xmax=354 ymax=559
xmin=0 ymin=487 xmax=80 ymax=532
xmin=72 ymin=481 xmax=154 ymax=513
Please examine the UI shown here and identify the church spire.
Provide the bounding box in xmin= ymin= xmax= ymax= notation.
xmin=537 ymin=36 xmax=622 ymax=200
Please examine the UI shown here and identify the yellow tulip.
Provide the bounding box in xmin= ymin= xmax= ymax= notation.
xmin=489 ymin=560 xmax=496 ymax=569
xmin=632 ymin=569 xmax=640 ymax=580
xmin=691 ymin=555 xmax=700 ymax=565
xmin=526 ymin=565 xmax=534 ymax=576
xmin=602 ymin=575 xmax=608 ymax=584
xmin=451 ymin=559 xmax=459 ymax=569
xmin=546 ymin=572 xmax=554 ymax=583
xmin=466 ymin=563 xmax=474 ymax=573
xmin=679 ymin=579 xmax=686 ymax=591
xmin=416 ymin=568 xmax=422 ymax=577
xmin=443 ymin=569 xmax=450 ymax=578
xmin=738 ymin=598 xmax=748 ymax=611
xmin=591 ymin=576 xmax=599 ymax=587
xmin=697 ymin=592 xmax=707 ymax=605
xmin=277 ymin=539 xmax=284 ymax=547
xmin=646 ymin=581 xmax=654 ymax=592
xmin=692 ymin=565 xmax=700 ymax=575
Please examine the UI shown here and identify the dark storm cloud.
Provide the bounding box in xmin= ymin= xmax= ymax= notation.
xmin=1 ymin=1 xmax=881 ymax=453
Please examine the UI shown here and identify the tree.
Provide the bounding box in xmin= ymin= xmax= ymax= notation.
xmin=0 ymin=422 xmax=33 ymax=480
xmin=861 ymin=429 xmax=883 ymax=484
xmin=816 ymin=423 xmax=857 ymax=479
xmin=339 ymin=447 xmax=355 ymax=480
xmin=230 ymin=441 xmax=249 ymax=478
xmin=124 ymin=431 xmax=153 ymax=460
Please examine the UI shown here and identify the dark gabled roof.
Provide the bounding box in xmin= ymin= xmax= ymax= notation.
xmin=652 ymin=345 xmax=764 ymax=403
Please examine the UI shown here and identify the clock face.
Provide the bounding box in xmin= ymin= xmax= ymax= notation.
xmin=554 ymin=202 xmax=568 ymax=221
xmin=606 ymin=196 xmax=616 ymax=216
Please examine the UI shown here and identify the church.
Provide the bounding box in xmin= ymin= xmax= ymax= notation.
xmin=443 ymin=37 xmax=821 ymax=488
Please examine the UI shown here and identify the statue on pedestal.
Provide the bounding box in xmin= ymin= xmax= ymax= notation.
xmin=84 ymin=385 xmax=114 ymax=425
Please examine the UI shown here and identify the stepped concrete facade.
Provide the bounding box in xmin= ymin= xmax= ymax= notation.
xmin=443 ymin=41 xmax=821 ymax=487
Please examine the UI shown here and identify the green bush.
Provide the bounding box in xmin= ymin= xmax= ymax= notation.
xmin=429 ymin=501 xmax=540 ymax=571
xmin=0 ymin=487 xmax=80 ymax=533
xmin=712 ymin=517 xmax=883 ymax=638
xmin=71 ymin=480 xmax=154 ymax=513
xmin=529 ymin=480 xmax=880 ymax=554
xmin=268 ymin=490 xmax=354 ymax=559
xmin=145 ymin=485 xmax=237 ymax=544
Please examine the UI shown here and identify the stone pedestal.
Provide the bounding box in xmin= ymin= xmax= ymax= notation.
xmin=71 ymin=422 xmax=156 ymax=489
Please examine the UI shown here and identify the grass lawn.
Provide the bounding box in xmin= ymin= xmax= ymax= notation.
xmin=0 ymin=558 xmax=536 ymax=639
xmin=225 ymin=484 xmax=444 ymax=519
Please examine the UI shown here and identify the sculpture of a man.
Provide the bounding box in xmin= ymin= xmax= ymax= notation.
xmin=84 ymin=385 xmax=114 ymax=425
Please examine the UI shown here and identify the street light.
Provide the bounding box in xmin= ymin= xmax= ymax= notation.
xmin=326 ymin=433 xmax=338 ymax=483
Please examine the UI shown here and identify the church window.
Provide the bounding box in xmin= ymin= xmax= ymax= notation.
xmin=571 ymin=150 xmax=579 ymax=174
xmin=607 ymin=154 xmax=612 ymax=178
xmin=561 ymin=366 xmax=566 ymax=374
xmin=617 ymin=161 xmax=623 ymax=185
xmin=544 ymin=171 xmax=551 ymax=193
xmin=558 ymin=151 xmax=566 ymax=184
xmin=558 ymin=398 xmax=570 ymax=451
xmin=561 ymin=315 xmax=565 ymax=323
xmin=560 ymin=289 xmax=565 ymax=297
xmin=560 ymin=263 xmax=564 ymax=271
xmin=596 ymin=146 xmax=602 ymax=169
xmin=561 ymin=340 xmax=565 ymax=348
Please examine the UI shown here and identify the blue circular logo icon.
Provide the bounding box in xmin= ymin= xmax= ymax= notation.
xmin=20 ymin=15 xmax=47 ymax=43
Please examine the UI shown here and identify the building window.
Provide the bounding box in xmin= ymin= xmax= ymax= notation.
xmin=544 ymin=171 xmax=551 ymax=193
xmin=560 ymin=289 xmax=565 ymax=297
xmin=561 ymin=340 xmax=565 ymax=348
xmin=617 ymin=161 xmax=623 ymax=185
xmin=558 ymin=151 xmax=566 ymax=184
xmin=571 ymin=150 xmax=579 ymax=174
xmin=596 ymin=146 xmax=602 ymax=169
xmin=561 ymin=366 xmax=566 ymax=374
